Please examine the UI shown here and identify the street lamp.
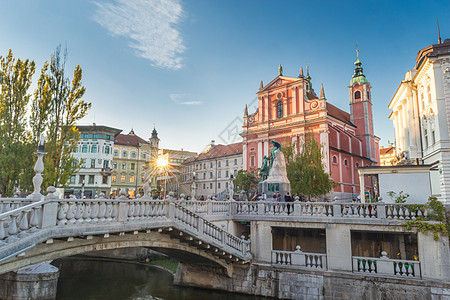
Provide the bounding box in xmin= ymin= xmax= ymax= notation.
xmin=191 ymin=171 xmax=196 ymax=200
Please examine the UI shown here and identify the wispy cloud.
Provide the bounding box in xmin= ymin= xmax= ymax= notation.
xmin=180 ymin=101 xmax=202 ymax=105
xmin=170 ymin=93 xmax=203 ymax=105
xmin=93 ymin=0 xmax=185 ymax=70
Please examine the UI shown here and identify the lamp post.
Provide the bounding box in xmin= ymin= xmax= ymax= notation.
xmin=31 ymin=135 xmax=47 ymax=201
xmin=191 ymin=171 xmax=196 ymax=200
xmin=81 ymin=179 xmax=85 ymax=199
xmin=135 ymin=142 xmax=141 ymax=197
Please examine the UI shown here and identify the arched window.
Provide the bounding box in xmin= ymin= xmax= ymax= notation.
xmin=366 ymin=91 xmax=370 ymax=100
xmin=332 ymin=156 xmax=337 ymax=164
xmin=354 ymin=91 xmax=361 ymax=100
xmin=344 ymin=159 xmax=348 ymax=166
xmin=277 ymin=101 xmax=283 ymax=118
xmin=355 ymin=162 xmax=359 ymax=168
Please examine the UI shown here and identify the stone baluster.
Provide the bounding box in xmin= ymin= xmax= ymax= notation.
xmin=104 ymin=201 xmax=113 ymax=222
xmin=29 ymin=206 xmax=40 ymax=231
xmin=98 ymin=201 xmax=106 ymax=222
xmin=74 ymin=202 xmax=84 ymax=224
xmin=19 ymin=210 xmax=30 ymax=233
xmin=82 ymin=202 xmax=91 ymax=223
xmin=90 ymin=201 xmax=99 ymax=223
xmin=56 ymin=202 xmax=67 ymax=226
xmin=66 ymin=202 xmax=76 ymax=224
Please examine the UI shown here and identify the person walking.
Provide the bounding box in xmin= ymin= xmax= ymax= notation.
xmin=285 ymin=192 xmax=293 ymax=214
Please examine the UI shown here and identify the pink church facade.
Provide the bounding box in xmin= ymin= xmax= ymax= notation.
xmin=242 ymin=57 xmax=380 ymax=200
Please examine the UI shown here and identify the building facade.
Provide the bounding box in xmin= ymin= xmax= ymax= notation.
xmin=242 ymin=56 xmax=380 ymax=200
xmin=181 ymin=142 xmax=243 ymax=199
xmin=379 ymin=145 xmax=396 ymax=166
xmin=156 ymin=148 xmax=197 ymax=196
xmin=111 ymin=128 xmax=159 ymax=198
xmin=67 ymin=124 xmax=122 ymax=198
xmin=388 ymin=38 xmax=450 ymax=202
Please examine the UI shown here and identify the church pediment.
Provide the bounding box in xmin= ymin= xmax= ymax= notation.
xmin=258 ymin=76 xmax=301 ymax=93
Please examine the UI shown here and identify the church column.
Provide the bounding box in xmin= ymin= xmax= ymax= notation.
xmin=257 ymin=141 xmax=263 ymax=168
xmin=283 ymin=97 xmax=288 ymax=117
xmin=292 ymin=88 xmax=297 ymax=115
xmin=320 ymin=129 xmax=329 ymax=174
xmin=263 ymin=140 xmax=269 ymax=158
xmin=393 ymin=111 xmax=400 ymax=152
xmin=243 ymin=143 xmax=248 ymax=171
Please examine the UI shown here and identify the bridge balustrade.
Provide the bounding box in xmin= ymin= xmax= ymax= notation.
xmin=352 ymin=256 xmax=421 ymax=278
xmin=272 ymin=249 xmax=327 ymax=269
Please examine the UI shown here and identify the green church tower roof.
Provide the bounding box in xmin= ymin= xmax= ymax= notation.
xmin=350 ymin=50 xmax=368 ymax=85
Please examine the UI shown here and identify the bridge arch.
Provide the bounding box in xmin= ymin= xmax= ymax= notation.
xmin=0 ymin=231 xmax=234 ymax=276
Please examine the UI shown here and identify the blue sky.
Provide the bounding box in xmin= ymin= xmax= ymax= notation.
xmin=0 ymin=0 xmax=448 ymax=153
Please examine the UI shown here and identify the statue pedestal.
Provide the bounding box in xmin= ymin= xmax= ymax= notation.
xmin=259 ymin=151 xmax=290 ymax=197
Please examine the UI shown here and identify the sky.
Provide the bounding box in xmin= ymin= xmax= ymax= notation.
xmin=0 ymin=0 xmax=448 ymax=153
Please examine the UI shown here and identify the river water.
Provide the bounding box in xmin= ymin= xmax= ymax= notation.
xmin=53 ymin=258 xmax=264 ymax=300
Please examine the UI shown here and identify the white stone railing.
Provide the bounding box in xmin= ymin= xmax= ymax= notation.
xmin=0 ymin=191 xmax=251 ymax=262
xmin=0 ymin=200 xmax=44 ymax=243
xmin=0 ymin=198 xmax=33 ymax=214
xmin=352 ymin=255 xmax=421 ymax=278
xmin=171 ymin=203 xmax=250 ymax=257
xmin=272 ymin=249 xmax=327 ymax=269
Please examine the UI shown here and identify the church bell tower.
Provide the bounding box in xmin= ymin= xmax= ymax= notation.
xmin=349 ymin=50 xmax=377 ymax=163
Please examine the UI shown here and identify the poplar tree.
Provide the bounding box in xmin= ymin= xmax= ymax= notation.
xmin=0 ymin=50 xmax=36 ymax=195
xmin=30 ymin=46 xmax=91 ymax=189
xmin=283 ymin=133 xmax=333 ymax=199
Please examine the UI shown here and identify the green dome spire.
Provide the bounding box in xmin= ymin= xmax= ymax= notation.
xmin=350 ymin=49 xmax=368 ymax=85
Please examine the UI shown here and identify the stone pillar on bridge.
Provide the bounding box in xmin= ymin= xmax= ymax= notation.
xmin=250 ymin=221 xmax=272 ymax=263
xmin=418 ymin=231 xmax=450 ymax=280
xmin=326 ymin=224 xmax=352 ymax=272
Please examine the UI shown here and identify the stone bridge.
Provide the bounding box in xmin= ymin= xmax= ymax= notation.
xmin=0 ymin=188 xmax=251 ymax=276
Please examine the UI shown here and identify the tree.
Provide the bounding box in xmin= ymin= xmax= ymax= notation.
xmin=233 ymin=170 xmax=258 ymax=200
xmin=283 ymin=133 xmax=333 ymax=199
xmin=29 ymin=46 xmax=91 ymax=189
xmin=0 ymin=50 xmax=36 ymax=195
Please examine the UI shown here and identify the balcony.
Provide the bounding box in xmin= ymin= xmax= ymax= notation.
xmin=101 ymin=167 xmax=112 ymax=175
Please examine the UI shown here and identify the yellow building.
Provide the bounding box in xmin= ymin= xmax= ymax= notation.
xmin=379 ymin=145 xmax=396 ymax=166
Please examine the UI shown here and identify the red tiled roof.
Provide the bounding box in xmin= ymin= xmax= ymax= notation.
xmin=306 ymin=91 xmax=318 ymax=100
xmin=326 ymin=103 xmax=353 ymax=126
xmin=114 ymin=133 xmax=148 ymax=147
xmin=186 ymin=142 xmax=243 ymax=163
xmin=380 ymin=146 xmax=395 ymax=155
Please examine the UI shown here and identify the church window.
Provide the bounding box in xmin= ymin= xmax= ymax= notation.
xmin=344 ymin=159 xmax=348 ymax=166
xmin=354 ymin=91 xmax=361 ymax=100
xmin=332 ymin=156 xmax=337 ymax=164
xmin=250 ymin=155 xmax=255 ymax=167
xmin=356 ymin=162 xmax=359 ymax=168
xmin=366 ymin=91 xmax=370 ymax=100
xmin=277 ymin=101 xmax=283 ymax=118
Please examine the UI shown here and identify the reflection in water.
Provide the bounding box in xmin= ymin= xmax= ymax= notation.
xmin=54 ymin=258 xmax=263 ymax=300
